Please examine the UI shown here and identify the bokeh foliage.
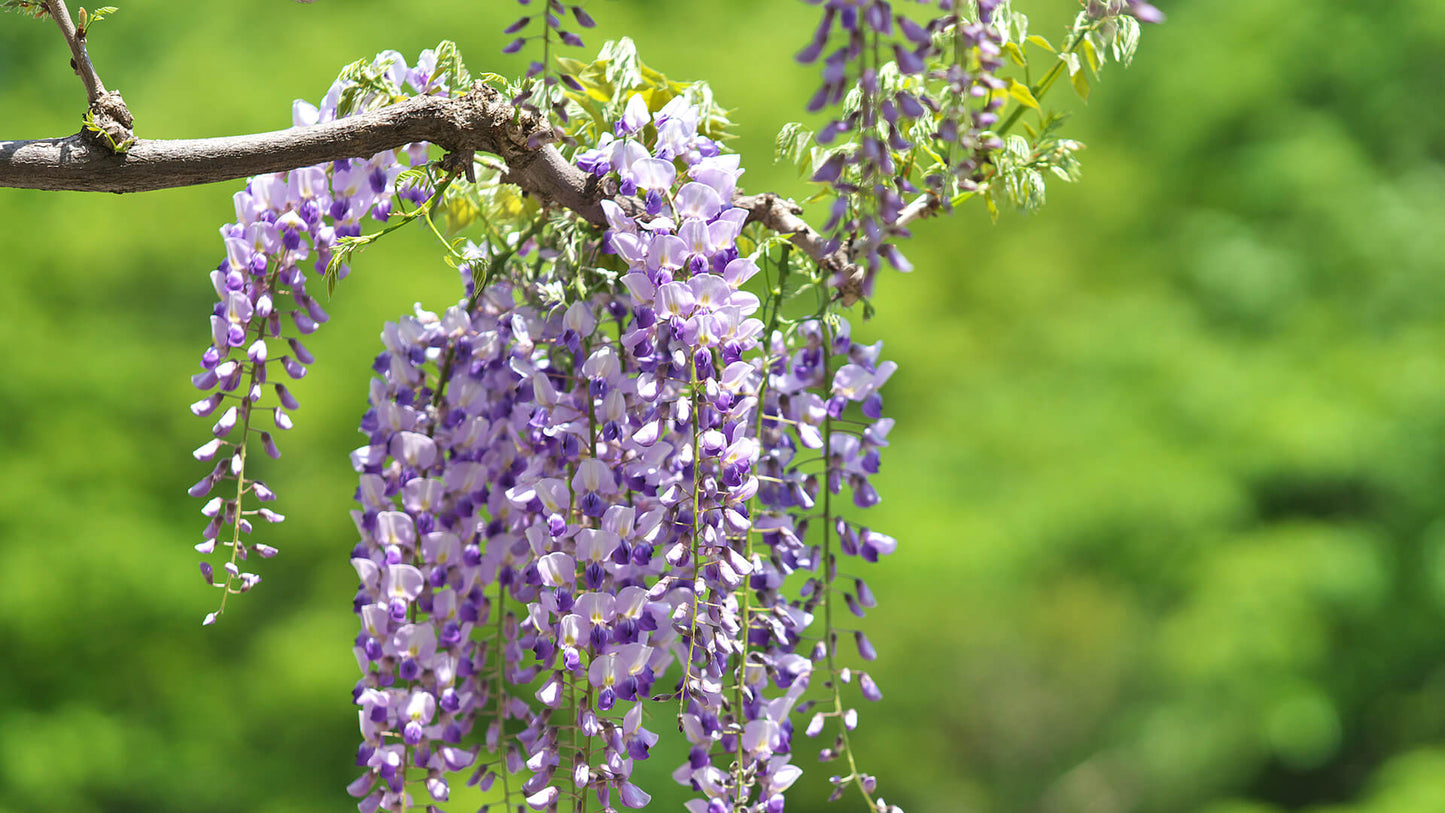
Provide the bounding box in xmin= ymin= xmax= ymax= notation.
xmin=1 ymin=1 xmax=1443 ymax=811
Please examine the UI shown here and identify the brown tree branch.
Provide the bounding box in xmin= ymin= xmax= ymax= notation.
xmin=0 ymin=83 xmax=866 ymax=302
xmin=736 ymin=193 xmax=864 ymax=304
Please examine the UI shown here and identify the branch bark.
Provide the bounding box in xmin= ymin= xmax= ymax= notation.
xmin=0 ymin=83 xmax=867 ymax=302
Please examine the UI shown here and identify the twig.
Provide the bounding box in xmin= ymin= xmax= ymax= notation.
xmin=44 ymin=0 xmax=104 ymax=103
xmin=43 ymin=0 xmax=132 ymax=152
xmin=736 ymin=192 xmax=865 ymax=305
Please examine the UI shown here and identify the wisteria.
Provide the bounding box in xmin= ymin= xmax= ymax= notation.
xmin=0 ymin=0 xmax=1169 ymax=809
xmin=791 ymin=0 xmax=1163 ymax=299
xmin=328 ymin=67 xmax=901 ymax=811
xmin=173 ymin=0 xmax=1157 ymax=804
xmin=502 ymin=0 xmax=596 ymax=129
xmin=188 ymin=48 xmax=447 ymax=624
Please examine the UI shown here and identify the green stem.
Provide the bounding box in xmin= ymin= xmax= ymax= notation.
xmin=492 ymin=584 xmax=514 ymax=810
xmin=214 ymin=256 xmax=283 ymax=617
xmin=996 ymin=27 xmax=1089 ymax=138
xmin=731 ymin=248 xmax=793 ymax=802
xmin=819 ymin=318 xmax=880 ymax=812
xmin=680 ymin=361 xmax=704 ymax=717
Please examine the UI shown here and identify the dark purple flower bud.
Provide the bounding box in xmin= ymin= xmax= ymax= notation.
xmin=288 ymin=338 xmax=315 ymax=365
xmin=898 ymin=15 xmax=930 ymax=44
xmin=281 ymin=356 xmax=308 ymax=379
xmin=859 ymin=672 xmax=883 ymax=701
xmin=570 ymin=6 xmax=595 ymax=27
xmin=892 ymin=43 xmax=926 ymax=74
xmin=190 ymin=393 xmax=223 ymax=417
xmin=797 ymin=37 xmax=827 ymax=64
xmin=811 ymin=153 xmax=846 ymax=185
xmin=504 ymin=16 xmax=530 ymax=34
xmin=854 ymin=630 xmax=877 ymax=660
xmin=806 ymin=85 xmax=832 ymax=114
xmin=880 ymin=243 xmax=913 ymax=273
xmin=694 ymin=348 xmax=714 ymax=381
xmin=212 ymin=406 xmax=239 ymax=438
xmin=399 ymin=658 xmax=421 ymax=681
xmin=631 ymin=543 xmax=653 ymax=567
xmin=502 ymin=37 xmax=526 ymax=54
xmin=584 ymin=561 xmax=605 ymax=590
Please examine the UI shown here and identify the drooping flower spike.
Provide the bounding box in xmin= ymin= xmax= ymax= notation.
xmin=190 ymin=48 xmax=445 ymax=625
xmin=325 ymin=74 xmax=901 ymax=812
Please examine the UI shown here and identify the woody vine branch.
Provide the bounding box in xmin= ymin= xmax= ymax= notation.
xmin=3 ymin=1 xmax=869 ymax=301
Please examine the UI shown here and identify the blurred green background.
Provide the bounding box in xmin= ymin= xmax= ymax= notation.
xmin=3 ymin=1 xmax=1445 ymax=811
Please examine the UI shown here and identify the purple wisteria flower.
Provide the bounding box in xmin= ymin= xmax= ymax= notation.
xmin=796 ymin=0 xmax=1011 ymax=298
xmin=179 ymin=59 xmax=907 ymax=811
xmin=339 ymin=89 xmax=901 ymax=813
xmin=190 ymin=49 xmax=444 ymax=625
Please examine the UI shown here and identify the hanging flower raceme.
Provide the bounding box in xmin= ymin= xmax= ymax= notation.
xmin=793 ymin=0 xmax=1160 ymax=300
xmin=189 ymin=49 xmax=443 ymax=624
xmin=795 ymin=0 xmax=1009 ymax=296
xmin=163 ymin=47 xmax=911 ymax=812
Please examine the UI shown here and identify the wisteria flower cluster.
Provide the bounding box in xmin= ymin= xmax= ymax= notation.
xmin=795 ymin=0 xmax=1009 ymax=294
xmin=338 ymin=84 xmax=901 ymax=811
xmin=188 ymin=49 xmax=446 ymax=624
xmin=186 ymin=4 xmax=1155 ymax=803
xmin=790 ymin=0 xmax=1163 ymax=298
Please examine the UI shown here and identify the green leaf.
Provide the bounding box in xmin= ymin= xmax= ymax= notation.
xmin=599 ymin=37 xmax=642 ymax=90
xmin=324 ymin=234 xmax=373 ymax=298
xmin=1 ymin=1 xmax=51 ymax=19
xmin=1112 ymin=15 xmax=1141 ymax=66
xmin=431 ymin=40 xmax=471 ymax=96
xmin=80 ymin=5 xmax=117 ymax=32
xmin=1059 ymin=51 xmax=1082 ymax=77
xmin=773 ymin=122 xmax=814 ymax=165
xmin=1026 ymin=34 xmax=1055 ymax=53
xmin=1007 ymin=79 xmax=1040 ymax=110
xmin=1004 ymin=42 xmax=1028 ymax=68
xmin=1071 ymin=69 xmax=1091 ymax=101
xmin=1080 ymin=37 xmax=1102 ymax=75
xmin=554 ymin=56 xmax=587 ymax=76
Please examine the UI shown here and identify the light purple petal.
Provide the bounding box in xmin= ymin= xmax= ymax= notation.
xmin=673 ymin=182 xmax=722 ymax=221
xmin=629 ymin=157 xmax=676 ymax=190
